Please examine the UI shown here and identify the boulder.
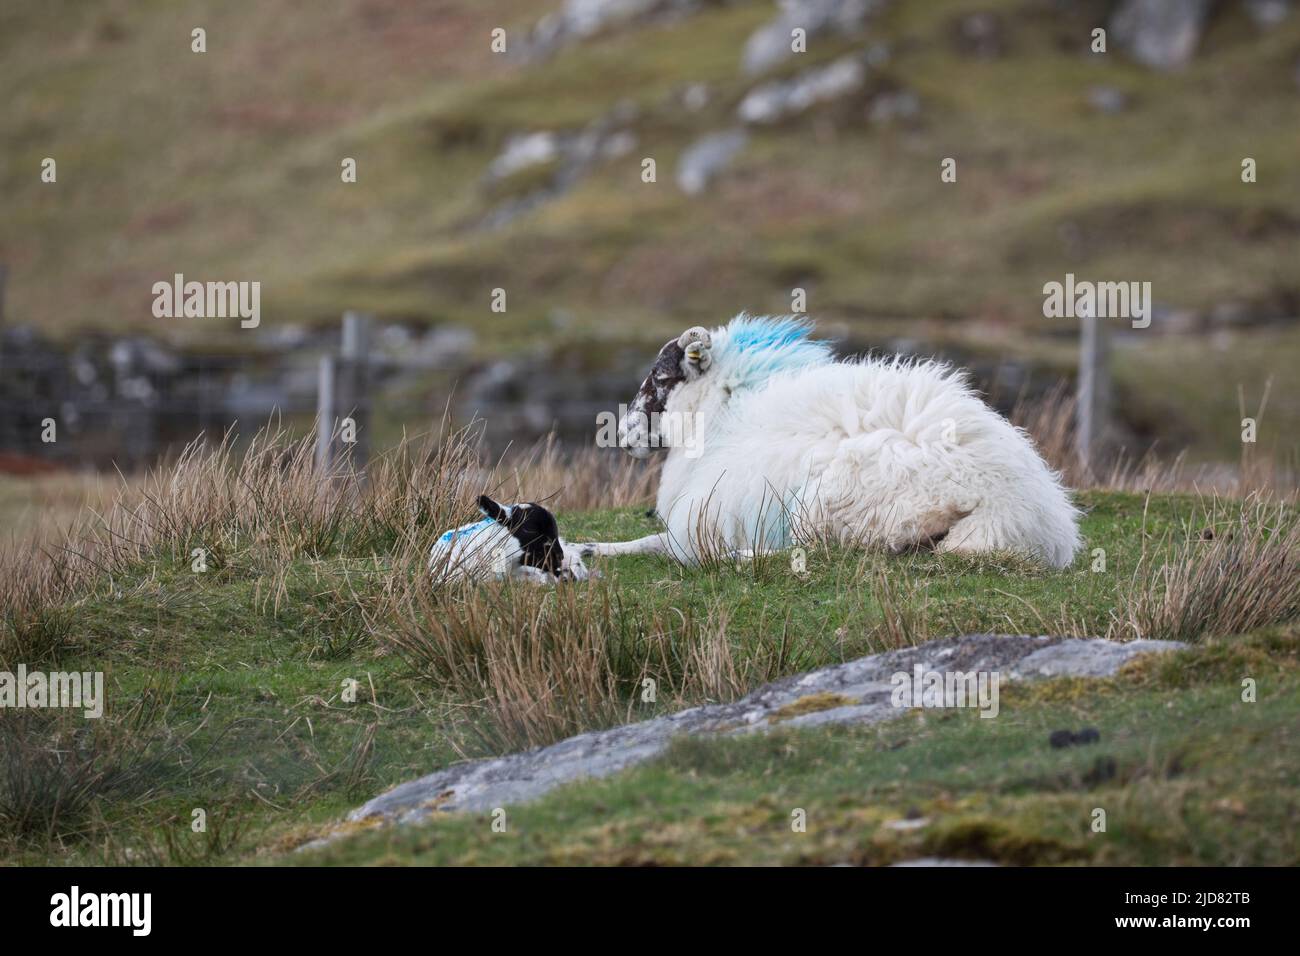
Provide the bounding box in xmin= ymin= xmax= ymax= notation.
xmin=738 ymin=53 xmax=868 ymax=124
xmin=527 ymin=0 xmax=707 ymax=59
xmin=676 ymin=128 xmax=749 ymax=194
xmin=1244 ymin=0 xmax=1290 ymax=28
xmin=742 ymin=0 xmax=882 ymax=76
xmin=1110 ymin=0 xmax=1213 ymax=71
xmin=349 ymin=633 xmax=1185 ymax=825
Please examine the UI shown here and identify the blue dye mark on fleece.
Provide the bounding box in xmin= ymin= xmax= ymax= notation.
xmin=437 ymin=517 xmax=497 ymax=545
xmin=720 ymin=315 xmax=832 ymax=388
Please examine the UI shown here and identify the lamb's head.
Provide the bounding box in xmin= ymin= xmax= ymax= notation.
xmin=479 ymin=494 xmax=586 ymax=580
xmin=619 ymin=326 xmax=711 ymax=458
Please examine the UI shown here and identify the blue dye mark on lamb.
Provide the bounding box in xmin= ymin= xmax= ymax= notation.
xmin=438 ymin=517 xmax=496 ymax=545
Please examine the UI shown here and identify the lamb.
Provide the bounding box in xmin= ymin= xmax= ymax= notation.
xmin=431 ymin=495 xmax=590 ymax=583
xmin=580 ymin=315 xmax=1081 ymax=568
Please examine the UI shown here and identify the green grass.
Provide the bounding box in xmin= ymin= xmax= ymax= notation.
xmin=1 ymin=554 xmax=462 ymax=864
xmin=296 ymin=627 xmax=1300 ymax=866
xmin=557 ymin=491 xmax=1196 ymax=647
xmin=3 ymin=486 xmax=1294 ymax=866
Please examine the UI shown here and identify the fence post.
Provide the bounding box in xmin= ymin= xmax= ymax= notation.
xmin=1076 ymin=303 xmax=1109 ymax=475
xmin=338 ymin=311 xmax=372 ymax=472
xmin=315 ymin=354 xmax=335 ymax=473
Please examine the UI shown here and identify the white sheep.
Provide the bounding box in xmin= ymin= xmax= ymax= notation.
xmin=581 ymin=315 xmax=1081 ymax=568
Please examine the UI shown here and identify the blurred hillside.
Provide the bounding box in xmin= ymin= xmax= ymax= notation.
xmin=2 ymin=0 xmax=1299 ymax=464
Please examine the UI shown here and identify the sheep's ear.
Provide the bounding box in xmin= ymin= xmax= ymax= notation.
xmin=678 ymin=326 xmax=712 ymax=374
xmin=478 ymin=495 xmax=507 ymax=523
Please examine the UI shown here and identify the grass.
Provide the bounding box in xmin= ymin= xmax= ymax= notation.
xmin=0 ymin=414 xmax=1296 ymax=865
xmin=297 ymin=627 xmax=1300 ymax=866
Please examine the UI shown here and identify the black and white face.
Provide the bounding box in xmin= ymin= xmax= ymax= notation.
xmin=618 ymin=326 xmax=712 ymax=458
xmin=478 ymin=495 xmax=570 ymax=578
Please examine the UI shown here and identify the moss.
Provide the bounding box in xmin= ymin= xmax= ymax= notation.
xmin=767 ymin=692 xmax=857 ymax=724
xmin=922 ymin=816 xmax=1092 ymax=865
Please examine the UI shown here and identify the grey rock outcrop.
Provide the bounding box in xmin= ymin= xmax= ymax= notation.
xmin=349 ymin=633 xmax=1184 ymax=825
xmin=526 ymin=0 xmax=708 ymax=59
xmin=1111 ymin=0 xmax=1213 ymax=70
xmin=480 ymin=103 xmax=639 ymax=229
xmin=738 ymin=52 xmax=869 ymax=124
xmin=1244 ymin=0 xmax=1291 ymax=28
xmin=742 ymin=0 xmax=883 ymax=75
xmin=676 ymin=129 xmax=749 ymax=194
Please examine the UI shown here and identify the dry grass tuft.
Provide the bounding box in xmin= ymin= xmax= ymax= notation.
xmin=1012 ymin=381 xmax=1295 ymax=495
xmin=1111 ymin=494 xmax=1300 ymax=643
xmin=0 ymin=680 xmax=190 ymax=846
xmin=0 ymin=418 xmax=655 ymax=666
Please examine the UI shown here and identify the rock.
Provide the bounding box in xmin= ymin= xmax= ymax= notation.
xmin=348 ymin=633 xmax=1184 ymax=826
xmin=675 ymin=129 xmax=749 ymax=194
xmin=526 ymin=0 xmax=707 ymax=59
xmin=890 ymin=857 xmax=1001 ymax=866
xmin=487 ymin=131 xmax=560 ymax=180
xmin=952 ymin=11 xmax=1005 ymax=59
xmin=738 ymin=53 xmax=868 ymax=124
xmin=1244 ymin=0 xmax=1290 ymax=28
xmin=867 ymin=88 xmax=920 ymax=124
xmin=480 ymin=105 xmax=639 ymax=227
xmin=742 ymin=0 xmax=882 ymax=75
xmin=414 ymin=325 xmax=476 ymax=367
xmin=1151 ymin=304 xmax=1204 ymax=334
xmin=1110 ymin=0 xmax=1212 ymax=71
xmin=1208 ymin=300 xmax=1254 ymax=328
xmin=680 ymin=82 xmax=710 ymax=112
xmin=883 ymin=816 xmax=929 ymax=831
xmin=1087 ymin=85 xmax=1129 ymax=114
xmin=1011 ymin=637 xmax=1176 ymax=678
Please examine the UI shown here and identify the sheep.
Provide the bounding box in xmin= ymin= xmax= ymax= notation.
xmin=580 ymin=315 xmax=1081 ymax=568
xmin=431 ymin=495 xmax=590 ymax=583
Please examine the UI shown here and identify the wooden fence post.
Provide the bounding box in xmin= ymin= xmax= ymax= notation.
xmin=338 ymin=311 xmax=372 ymax=472
xmin=315 ymin=354 xmax=335 ymax=473
xmin=1076 ymin=302 xmax=1109 ymax=475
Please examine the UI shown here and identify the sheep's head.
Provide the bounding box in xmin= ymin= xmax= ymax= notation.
xmin=619 ymin=327 xmax=711 ymax=458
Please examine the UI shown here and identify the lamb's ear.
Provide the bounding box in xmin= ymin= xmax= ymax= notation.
xmin=678 ymin=326 xmax=712 ymax=374
xmin=478 ymin=495 xmax=507 ymax=523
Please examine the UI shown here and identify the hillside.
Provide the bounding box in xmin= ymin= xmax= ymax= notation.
xmin=3 ymin=1 xmax=1300 ymax=466
xmin=2 ymin=0 xmax=1297 ymax=334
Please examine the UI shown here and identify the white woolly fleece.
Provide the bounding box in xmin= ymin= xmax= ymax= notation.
xmin=652 ymin=317 xmax=1082 ymax=568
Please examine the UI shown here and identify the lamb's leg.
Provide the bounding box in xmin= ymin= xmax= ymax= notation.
xmin=576 ymin=532 xmax=670 ymax=559
xmin=511 ymin=564 xmax=555 ymax=585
